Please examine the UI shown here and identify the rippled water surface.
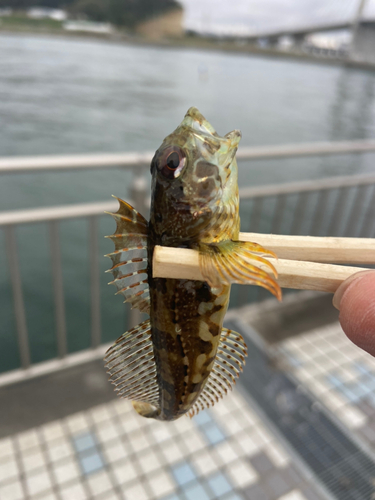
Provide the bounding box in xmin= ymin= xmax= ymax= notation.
xmin=1 ymin=33 xmax=375 ymax=371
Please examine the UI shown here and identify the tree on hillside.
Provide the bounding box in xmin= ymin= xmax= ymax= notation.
xmin=0 ymin=0 xmax=76 ymax=7
xmin=0 ymin=0 xmax=182 ymax=28
xmin=76 ymin=0 xmax=182 ymax=27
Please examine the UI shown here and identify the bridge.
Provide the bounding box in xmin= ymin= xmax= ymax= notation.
xmin=247 ymin=21 xmax=353 ymax=43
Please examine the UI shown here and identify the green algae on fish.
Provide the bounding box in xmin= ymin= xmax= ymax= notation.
xmin=104 ymin=107 xmax=281 ymax=421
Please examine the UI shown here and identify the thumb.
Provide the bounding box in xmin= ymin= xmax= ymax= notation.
xmin=333 ymin=271 xmax=375 ymax=356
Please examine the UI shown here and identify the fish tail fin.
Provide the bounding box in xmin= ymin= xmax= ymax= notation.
xmin=199 ymin=240 xmax=282 ymax=300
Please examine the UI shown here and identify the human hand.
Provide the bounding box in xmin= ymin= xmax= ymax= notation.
xmin=333 ymin=271 xmax=375 ymax=356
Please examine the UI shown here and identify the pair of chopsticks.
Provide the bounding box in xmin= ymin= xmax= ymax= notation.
xmin=153 ymin=233 xmax=375 ymax=293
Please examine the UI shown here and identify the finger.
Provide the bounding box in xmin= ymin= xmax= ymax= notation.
xmin=334 ymin=272 xmax=375 ymax=356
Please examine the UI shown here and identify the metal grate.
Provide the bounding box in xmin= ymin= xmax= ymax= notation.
xmin=228 ymin=319 xmax=375 ymax=500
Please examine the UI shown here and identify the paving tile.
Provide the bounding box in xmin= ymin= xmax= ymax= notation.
xmin=43 ymin=422 xmax=65 ymax=442
xmin=0 ymin=438 xmax=14 ymax=460
xmin=193 ymin=411 xmax=212 ymax=426
xmin=266 ymin=445 xmax=290 ymax=468
xmin=183 ymin=482 xmax=211 ymax=500
xmin=250 ymin=453 xmax=275 ymax=475
xmin=190 ymin=450 xmax=218 ymax=477
xmin=263 ymin=471 xmax=291 ymax=497
xmin=98 ymin=491 xmax=122 ymax=500
xmin=215 ymin=441 xmax=240 ymax=466
xmin=96 ymin=422 xmax=119 ymax=443
xmin=238 ymin=434 xmax=263 ymax=458
xmin=47 ymin=438 xmax=74 ymax=462
xmin=226 ymin=460 xmax=258 ymax=488
xmin=0 ymin=457 xmax=19 ymax=482
xmin=129 ymin=430 xmax=150 ymax=453
xmin=60 ymin=481 xmax=88 ymax=500
xmin=90 ymin=404 xmax=113 ymax=424
xmin=123 ymin=482 xmax=150 ymax=500
xmin=100 ymin=492 xmax=121 ymax=500
xmin=243 ymin=484 xmax=271 ymax=500
xmin=0 ymin=480 xmax=24 ymax=500
xmin=112 ymin=458 xmax=138 ymax=486
xmin=148 ymin=469 xmax=175 ymax=498
xmin=66 ymin=413 xmax=90 ymax=434
xmin=279 ymin=490 xmax=308 ymax=500
xmin=222 ymin=493 xmax=244 ymax=500
xmin=202 ymin=423 xmax=226 ymax=445
xmin=101 ymin=440 xmax=129 ymax=464
xmin=26 ymin=469 xmax=52 ymax=496
xmin=17 ymin=429 xmax=40 ymax=451
xmin=207 ymin=472 xmax=232 ymax=497
xmin=37 ymin=491 xmax=59 ymax=500
xmin=160 ymin=440 xmax=184 ymax=465
xmin=22 ymin=448 xmax=46 ymax=473
xmin=86 ymin=469 xmax=113 ymax=496
xmin=171 ymin=461 xmax=196 ymax=486
xmin=53 ymin=460 xmax=80 ymax=485
xmin=79 ymin=450 xmax=105 ymax=475
xmin=183 ymin=432 xmax=207 ymax=455
xmin=72 ymin=432 xmax=97 ymax=453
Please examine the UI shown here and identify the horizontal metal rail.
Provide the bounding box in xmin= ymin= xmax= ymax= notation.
xmin=1 ymin=139 xmax=375 ymax=173
xmin=0 ymin=152 xmax=153 ymax=173
xmin=1 ymin=172 xmax=375 ymax=226
xmin=0 ymin=201 xmax=119 ymax=226
xmin=240 ymin=172 xmax=375 ymax=198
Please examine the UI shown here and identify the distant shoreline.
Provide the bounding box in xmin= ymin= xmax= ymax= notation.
xmin=1 ymin=25 xmax=375 ymax=72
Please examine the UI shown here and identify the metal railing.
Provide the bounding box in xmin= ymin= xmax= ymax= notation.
xmin=1 ymin=140 xmax=375 ymax=383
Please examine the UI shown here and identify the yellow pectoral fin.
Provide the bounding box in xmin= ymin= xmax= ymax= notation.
xmin=199 ymin=240 xmax=282 ymax=300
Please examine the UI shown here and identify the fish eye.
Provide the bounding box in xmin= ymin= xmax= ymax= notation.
xmin=159 ymin=147 xmax=185 ymax=179
xmin=166 ymin=152 xmax=180 ymax=170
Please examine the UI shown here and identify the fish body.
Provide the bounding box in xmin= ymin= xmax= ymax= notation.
xmin=105 ymin=108 xmax=280 ymax=420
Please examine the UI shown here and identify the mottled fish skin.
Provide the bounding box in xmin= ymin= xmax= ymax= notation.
xmin=105 ymin=107 xmax=279 ymax=421
xmin=146 ymin=107 xmax=242 ymax=420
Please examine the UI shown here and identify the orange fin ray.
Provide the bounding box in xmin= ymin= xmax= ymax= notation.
xmin=199 ymin=240 xmax=282 ymax=301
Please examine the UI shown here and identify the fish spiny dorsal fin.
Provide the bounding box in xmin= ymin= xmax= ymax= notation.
xmin=187 ymin=328 xmax=247 ymax=418
xmin=104 ymin=320 xmax=160 ymax=412
xmin=105 ymin=197 xmax=150 ymax=314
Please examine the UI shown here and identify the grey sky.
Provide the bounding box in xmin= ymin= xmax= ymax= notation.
xmin=179 ymin=0 xmax=375 ymax=35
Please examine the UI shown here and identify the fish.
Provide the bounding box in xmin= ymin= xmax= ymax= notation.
xmin=104 ymin=107 xmax=281 ymax=421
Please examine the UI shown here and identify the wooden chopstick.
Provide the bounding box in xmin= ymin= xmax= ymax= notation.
xmin=152 ymin=233 xmax=375 ymax=294
xmin=240 ymin=233 xmax=375 ymax=265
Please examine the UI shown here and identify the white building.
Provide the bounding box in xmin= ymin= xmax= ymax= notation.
xmin=27 ymin=8 xmax=67 ymax=21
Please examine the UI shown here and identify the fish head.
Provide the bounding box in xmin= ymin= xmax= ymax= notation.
xmin=150 ymin=107 xmax=241 ymax=242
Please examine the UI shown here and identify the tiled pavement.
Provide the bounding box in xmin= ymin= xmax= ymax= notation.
xmin=2 ymin=319 xmax=375 ymax=499
xmin=276 ymin=322 xmax=375 ymax=450
xmin=0 ymin=387 xmax=322 ymax=500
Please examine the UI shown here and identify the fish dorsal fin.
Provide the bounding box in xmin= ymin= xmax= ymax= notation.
xmin=105 ymin=197 xmax=150 ymax=314
xmin=188 ymin=328 xmax=248 ymax=418
xmin=104 ymin=320 xmax=160 ymax=408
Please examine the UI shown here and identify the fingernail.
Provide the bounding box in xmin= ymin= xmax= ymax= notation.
xmin=333 ymin=271 xmax=374 ymax=310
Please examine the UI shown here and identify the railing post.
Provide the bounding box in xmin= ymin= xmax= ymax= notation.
xmin=89 ymin=216 xmax=101 ymax=348
xmin=49 ymin=221 xmax=68 ymax=358
xmin=5 ymin=226 xmax=31 ymax=369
